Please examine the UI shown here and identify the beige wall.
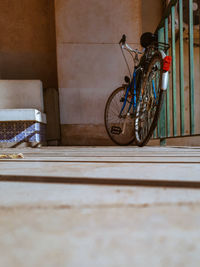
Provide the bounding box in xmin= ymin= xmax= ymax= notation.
xmin=142 ymin=0 xmax=163 ymax=33
xmin=0 ymin=0 xmax=58 ymax=89
xmin=55 ymin=0 xmax=142 ymax=145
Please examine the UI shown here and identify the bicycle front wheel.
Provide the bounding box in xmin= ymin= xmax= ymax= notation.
xmin=104 ymin=86 xmax=135 ymax=145
xmin=135 ymin=52 xmax=164 ymax=146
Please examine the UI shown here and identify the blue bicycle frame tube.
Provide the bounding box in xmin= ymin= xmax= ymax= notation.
xmin=120 ymin=69 xmax=136 ymax=116
xmin=152 ymin=80 xmax=157 ymax=99
xmin=119 ymin=83 xmax=131 ymax=116
xmin=133 ymin=71 xmax=137 ymax=108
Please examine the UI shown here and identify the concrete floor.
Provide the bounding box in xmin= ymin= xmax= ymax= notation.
xmin=0 ymin=146 xmax=200 ymax=266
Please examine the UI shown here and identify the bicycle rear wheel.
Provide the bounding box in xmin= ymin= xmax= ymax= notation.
xmin=104 ymin=86 xmax=135 ymax=145
xmin=135 ymin=51 xmax=164 ymax=146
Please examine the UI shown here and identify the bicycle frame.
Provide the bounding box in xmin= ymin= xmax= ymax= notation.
xmin=119 ymin=55 xmax=170 ymax=118
xmin=119 ymin=68 xmax=137 ymax=117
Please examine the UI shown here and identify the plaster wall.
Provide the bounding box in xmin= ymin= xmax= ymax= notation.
xmin=55 ymin=0 xmax=142 ymax=145
xmin=142 ymin=0 xmax=163 ymax=33
xmin=0 ymin=0 xmax=58 ymax=89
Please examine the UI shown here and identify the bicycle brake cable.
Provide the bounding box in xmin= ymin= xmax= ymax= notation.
xmin=119 ymin=44 xmax=132 ymax=78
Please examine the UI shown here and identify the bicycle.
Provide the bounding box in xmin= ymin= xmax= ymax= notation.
xmin=104 ymin=32 xmax=171 ymax=146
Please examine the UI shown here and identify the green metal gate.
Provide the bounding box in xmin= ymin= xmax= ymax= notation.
xmin=155 ymin=0 xmax=199 ymax=144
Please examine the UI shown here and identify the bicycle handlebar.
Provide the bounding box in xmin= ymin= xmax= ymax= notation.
xmin=124 ymin=43 xmax=143 ymax=54
xmin=119 ymin=34 xmax=126 ymax=45
xmin=119 ymin=34 xmax=143 ymax=55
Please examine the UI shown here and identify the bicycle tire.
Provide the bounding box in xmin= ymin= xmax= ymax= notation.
xmin=104 ymin=86 xmax=135 ymax=145
xmin=135 ymin=51 xmax=164 ymax=147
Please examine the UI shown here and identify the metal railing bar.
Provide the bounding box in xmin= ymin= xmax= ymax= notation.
xmin=159 ymin=27 xmax=167 ymax=141
xmin=152 ymin=133 xmax=200 ymax=140
xmin=179 ymin=0 xmax=185 ymax=135
xmin=153 ymin=127 xmax=157 ymax=138
xmin=189 ymin=0 xmax=195 ymax=134
xmin=171 ymin=5 xmax=177 ymax=136
xmin=165 ymin=17 xmax=171 ymax=137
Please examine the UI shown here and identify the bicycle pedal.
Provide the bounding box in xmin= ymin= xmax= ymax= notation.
xmin=111 ymin=126 xmax=122 ymax=135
